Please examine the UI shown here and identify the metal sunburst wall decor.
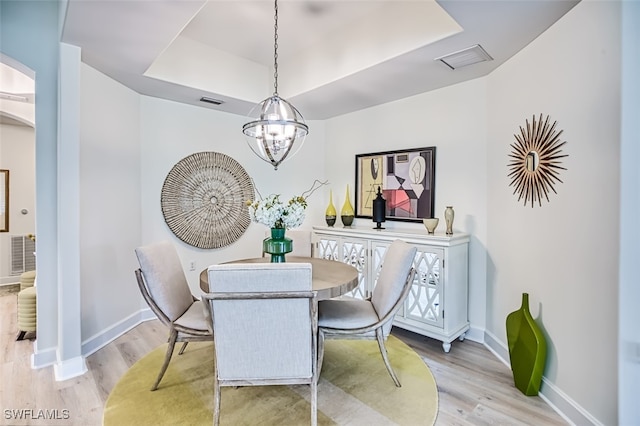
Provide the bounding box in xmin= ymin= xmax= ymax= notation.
xmin=161 ymin=152 xmax=255 ymax=249
xmin=508 ymin=114 xmax=568 ymax=207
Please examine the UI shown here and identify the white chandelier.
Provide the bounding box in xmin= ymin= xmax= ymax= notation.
xmin=242 ymin=0 xmax=308 ymax=171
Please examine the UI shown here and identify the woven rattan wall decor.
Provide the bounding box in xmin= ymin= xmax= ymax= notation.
xmin=161 ymin=152 xmax=255 ymax=249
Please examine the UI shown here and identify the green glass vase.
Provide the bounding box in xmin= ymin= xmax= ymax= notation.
xmin=325 ymin=189 xmax=337 ymax=227
xmin=263 ymin=228 xmax=292 ymax=263
xmin=341 ymin=185 xmax=355 ymax=227
xmin=506 ymin=293 xmax=547 ymax=396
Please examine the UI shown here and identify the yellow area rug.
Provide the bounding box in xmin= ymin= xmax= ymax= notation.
xmin=104 ymin=335 xmax=438 ymax=425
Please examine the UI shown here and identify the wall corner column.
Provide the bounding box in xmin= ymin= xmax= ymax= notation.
xmin=55 ymin=42 xmax=86 ymax=379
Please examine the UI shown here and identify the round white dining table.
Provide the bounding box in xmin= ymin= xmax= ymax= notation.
xmin=199 ymin=256 xmax=358 ymax=300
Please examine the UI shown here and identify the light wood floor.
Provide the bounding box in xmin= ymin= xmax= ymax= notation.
xmin=1 ymin=291 xmax=567 ymax=425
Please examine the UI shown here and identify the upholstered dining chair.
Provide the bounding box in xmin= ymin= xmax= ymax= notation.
xmin=203 ymin=263 xmax=318 ymax=426
xmin=317 ymin=239 xmax=416 ymax=387
xmin=262 ymin=229 xmax=313 ymax=257
xmin=134 ymin=241 xmax=213 ymax=391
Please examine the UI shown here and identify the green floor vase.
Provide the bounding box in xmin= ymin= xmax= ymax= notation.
xmin=506 ymin=293 xmax=547 ymax=396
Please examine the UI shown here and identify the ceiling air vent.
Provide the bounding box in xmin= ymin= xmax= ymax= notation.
xmin=200 ymin=97 xmax=224 ymax=105
xmin=435 ymin=44 xmax=493 ymax=70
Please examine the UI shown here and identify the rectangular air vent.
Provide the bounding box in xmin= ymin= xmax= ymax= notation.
xmin=435 ymin=44 xmax=493 ymax=70
xmin=200 ymin=97 xmax=224 ymax=105
xmin=10 ymin=235 xmax=36 ymax=275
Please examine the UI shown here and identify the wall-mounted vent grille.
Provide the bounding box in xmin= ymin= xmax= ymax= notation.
xmin=10 ymin=235 xmax=36 ymax=275
xmin=435 ymin=44 xmax=493 ymax=70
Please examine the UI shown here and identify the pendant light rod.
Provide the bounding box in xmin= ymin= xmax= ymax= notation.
xmin=241 ymin=0 xmax=309 ymax=171
xmin=273 ymin=0 xmax=279 ymax=95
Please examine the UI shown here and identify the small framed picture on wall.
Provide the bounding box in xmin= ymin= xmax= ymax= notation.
xmin=1 ymin=169 xmax=9 ymax=232
xmin=355 ymin=147 xmax=436 ymax=222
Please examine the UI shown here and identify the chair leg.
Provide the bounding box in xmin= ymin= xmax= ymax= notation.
xmin=213 ymin=365 xmax=221 ymax=426
xmin=177 ymin=341 xmax=188 ymax=355
xmin=310 ymin=378 xmax=318 ymax=426
xmin=317 ymin=330 xmax=326 ymax=376
xmin=375 ymin=328 xmax=401 ymax=387
xmin=152 ymin=328 xmax=178 ymax=391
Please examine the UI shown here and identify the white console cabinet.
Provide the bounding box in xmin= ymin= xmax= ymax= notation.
xmin=313 ymin=225 xmax=469 ymax=352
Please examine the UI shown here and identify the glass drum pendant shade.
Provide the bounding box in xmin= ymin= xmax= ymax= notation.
xmin=243 ymin=96 xmax=308 ymax=171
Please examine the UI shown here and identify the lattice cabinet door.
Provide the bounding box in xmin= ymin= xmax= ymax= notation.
xmin=316 ymin=236 xmax=339 ymax=261
xmin=404 ymin=248 xmax=444 ymax=328
xmin=341 ymin=238 xmax=369 ymax=299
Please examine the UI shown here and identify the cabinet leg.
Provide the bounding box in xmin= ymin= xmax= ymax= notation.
xmin=459 ymin=332 xmax=466 ymax=341
xmin=442 ymin=342 xmax=451 ymax=353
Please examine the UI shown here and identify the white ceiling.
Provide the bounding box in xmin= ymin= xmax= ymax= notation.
xmin=53 ymin=1 xmax=579 ymax=121
xmin=0 ymin=60 xmax=35 ymax=127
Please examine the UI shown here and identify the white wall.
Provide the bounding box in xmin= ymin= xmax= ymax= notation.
xmin=79 ymin=63 xmax=143 ymax=343
xmin=0 ymin=124 xmax=35 ymax=282
xmin=324 ymin=3 xmax=624 ymax=424
xmin=74 ymin=63 xmax=328 ymax=352
xmin=139 ymin=96 xmax=327 ymax=296
xmin=486 ymin=2 xmax=620 ymax=425
xmin=325 ymin=78 xmax=489 ymax=339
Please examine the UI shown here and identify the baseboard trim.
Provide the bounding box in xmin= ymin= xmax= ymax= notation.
xmin=140 ymin=308 xmax=156 ymax=322
xmin=483 ymin=330 xmax=510 ymax=366
xmin=464 ymin=325 xmax=485 ymax=344
xmin=30 ymin=308 xmax=155 ymax=370
xmin=54 ymin=355 xmax=87 ymax=381
xmin=81 ymin=307 xmax=154 ymax=357
xmin=32 ymin=344 xmax=57 ymax=369
xmin=538 ymin=378 xmax=604 ymax=426
xmin=483 ymin=330 xmax=601 ymax=426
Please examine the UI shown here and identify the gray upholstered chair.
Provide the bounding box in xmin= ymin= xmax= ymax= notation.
xmin=134 ymin=241 xmax=213 ymax=391
xmin=203 ymin=263 xmax=318 ymax=426
xmin=262 ymin=229 xmax=313 ymax=257
xmin=317 ymin=239 xmax=416 ymax=387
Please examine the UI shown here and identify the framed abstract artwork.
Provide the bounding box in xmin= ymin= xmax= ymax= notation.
xmin=1 ymin=169 xmax=8 ymax=232
xmin=355 ymin=147 xmax=436 ymax=222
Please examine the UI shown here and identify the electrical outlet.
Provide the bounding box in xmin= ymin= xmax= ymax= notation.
xmin=189 ymin=260 xmax=196 ymax=271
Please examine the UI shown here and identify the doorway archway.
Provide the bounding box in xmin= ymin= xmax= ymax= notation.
xmin=0 ymin=55 xmax=37 ymax=351
xmin=0 ymin=56 xmax=36 ymax=293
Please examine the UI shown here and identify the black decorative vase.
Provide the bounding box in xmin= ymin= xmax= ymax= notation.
xmin=372 ymin=186 xmax=386 ymax=229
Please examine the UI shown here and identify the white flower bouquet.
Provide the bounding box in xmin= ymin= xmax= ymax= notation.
xmin=247 ymin=194 xmax=307 ymax=229
xmin=247 ymin=180 xmax=328 ymax=230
